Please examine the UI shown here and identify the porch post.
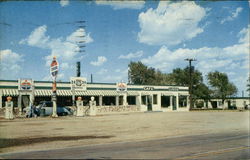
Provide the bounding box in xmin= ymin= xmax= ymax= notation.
xmin=115 ymin=96 xmax=119 ymax=106
xmin=170 ymin=96 xmax=173 ymax=110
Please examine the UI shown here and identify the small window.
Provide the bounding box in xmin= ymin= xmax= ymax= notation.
xmin=141 ymin=96 xmax=146 ymax=105
xmin=153 ymin=95 xmax=157 ymax=104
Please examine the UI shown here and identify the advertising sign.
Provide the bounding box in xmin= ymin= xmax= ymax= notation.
xmin=50 ymin=56 xmax=59 ymax=81
xmin=144 ymin=87 xmax=154 ymax=91
xmin=18 ymin=79 xmax=33 ymax=91
xmin=116 ymin=82 xmax=127 ymax=92
xmin=70 ymin=77 xmax=87 ymax=91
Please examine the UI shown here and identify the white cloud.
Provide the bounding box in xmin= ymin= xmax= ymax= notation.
xmin=19 ymin=25 xmax=94 ymax=81
xmin=141 ymin=25 xmax=249 ymax=94
xmin=90 ymin=56 xmax=107 ymax=66
xmin=137 ymin=1 xmax=207 ymax=46
xmin=95 ymin=1 xmax=145 ymax=10
xmin=0 ymin=49 xmax=23 ymax=79
xmin=60 ymin=0 xmax=69 ymax=7
xmin=19 ymin=25 xmax=49 ymax=48
xmin=220 ymin=7 xmax=243 ymax=24
xmin=118 ymin=50 xmax=143 ymax=59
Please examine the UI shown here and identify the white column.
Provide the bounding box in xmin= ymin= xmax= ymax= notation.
xmin=176 ymin=94 xmax=179 ymax=110
xmin=170 ymin=96 xmax=173 ymax=110
xmin=18 ymin=94 xmax=22 ymax=115
xmin=115 ymin=96 xmax=119 ymax=106
xmin=123 ymin=94 xmax=127 ymax=106
xmin=99 ymin=96 xmax=103 ymax=106
xmin=0 ymin=90 xmax=2 ymax=108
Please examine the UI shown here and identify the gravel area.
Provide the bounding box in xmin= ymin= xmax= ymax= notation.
xmin=0 ymin=111 xmax=249 ymax=153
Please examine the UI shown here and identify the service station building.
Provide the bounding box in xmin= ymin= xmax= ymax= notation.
xmin=0 ymin=79 xmax=190 ymax=113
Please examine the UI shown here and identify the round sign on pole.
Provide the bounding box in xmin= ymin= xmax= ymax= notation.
xmin=50 ymin=56 xmax=59 ymax=81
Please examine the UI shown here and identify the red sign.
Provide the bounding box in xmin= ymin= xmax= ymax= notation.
xmin=50 ymin=56 xmax=59 ymax=81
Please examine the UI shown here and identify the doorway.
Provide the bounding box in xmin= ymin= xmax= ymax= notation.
xmin=172 ymin=96 xmax=177 ymax=110
xmin=21 ymin=95 xmax=30 ymax=108
xmin=147 ymin=95 xmax=152 ymax=111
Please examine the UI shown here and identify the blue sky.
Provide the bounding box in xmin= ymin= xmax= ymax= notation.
xmin=0 ymin=0 xmax=249 ymax=96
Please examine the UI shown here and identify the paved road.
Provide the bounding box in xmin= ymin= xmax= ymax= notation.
xmin=1 ymin=132 xmax=249 ymax=159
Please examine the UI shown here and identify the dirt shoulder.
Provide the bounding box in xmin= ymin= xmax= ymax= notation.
xmin=0 ymin=111 xmax=249 ymax=154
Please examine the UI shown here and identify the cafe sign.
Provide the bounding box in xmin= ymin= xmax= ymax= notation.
xmin=144 ymin=87 xmax=154 ymax=91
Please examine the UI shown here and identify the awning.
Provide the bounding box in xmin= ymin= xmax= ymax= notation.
xmin=1 ymin=89 xmax=18 ymax=96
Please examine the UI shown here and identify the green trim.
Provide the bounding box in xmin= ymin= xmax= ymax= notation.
xmin=0 ymin=80 xmax=18 ymax=82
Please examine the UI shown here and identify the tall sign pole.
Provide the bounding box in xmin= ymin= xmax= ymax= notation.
xmin=185 ymin=58 xmax=197 ymax=110
xmin=50 ymin=56 xmax=59 ymax=118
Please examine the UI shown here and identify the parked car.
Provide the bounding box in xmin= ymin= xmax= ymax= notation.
xmin=36 ymin=101 xmax=72 ymax=116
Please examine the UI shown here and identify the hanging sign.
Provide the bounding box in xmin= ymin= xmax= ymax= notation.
xmin=18 ymin=79 xmax=33 ymax=91
xmin=50 ymin=56 xmax=59 ymax=81
xmin=116 ymin=82 xmax=127 ymax=92
xmin=71 ymin=77 xmax=87 ymax=91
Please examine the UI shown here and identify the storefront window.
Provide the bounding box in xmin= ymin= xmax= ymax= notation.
xmin=179 ymin=95 xmax=187 ymax=107
xmin=127 ymin=96 xmax=136 ymax=105
xmin=141 ymin=96 xmax=146 ymax=105
xmin=161 ymin=96 xmax=170 ymax=108
xmin=153 ymin=94 xmax=157 ymax=104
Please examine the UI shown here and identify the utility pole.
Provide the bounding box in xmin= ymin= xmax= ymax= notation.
xmin=185 ymin=58 xmax=197 ymax=109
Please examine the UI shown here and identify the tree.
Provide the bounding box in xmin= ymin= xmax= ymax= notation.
xmin=207 ymin=71 xmax=237 ymax=108
xmin=169 ymin=67 xmax=210 ymax=108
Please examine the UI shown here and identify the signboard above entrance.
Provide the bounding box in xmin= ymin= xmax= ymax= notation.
xmin=70 ymin=77 xmax=87 ymax=91
xmin=116 ymin=82 xmax=127 ymax=92
xmin=144 ymin=87 xmax=154 ymax=91
xmin=18 ymin=79 xmax=33 ymax=91
xmin=169 ymin=87 xmax=179 ymax=91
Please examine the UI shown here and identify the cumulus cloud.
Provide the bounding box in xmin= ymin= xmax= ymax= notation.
xmin=90 ymin=56 xmax=107 ymax=66
xmin=60 ymin=0 xmax=69 ymax=7
xmin=138 ymin=1 xmax=207 ymax=46
xmin=19 ymin=25 xmax=93 ymax=80
xmin=0 ymin=49 xmax=23 ymax=79
xmin=220 ymin=7 xmax=243 ymax=24
xmin=141 ymin=25 xmax=249 ymax=94
xmin=118 ymin=50 xmax=143 ymax=59
xmin=95 ymin=0 xmax=145 ymax=10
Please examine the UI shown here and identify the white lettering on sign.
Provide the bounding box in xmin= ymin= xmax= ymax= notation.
xmin=144 ymin=87 xmax=154 ymax=90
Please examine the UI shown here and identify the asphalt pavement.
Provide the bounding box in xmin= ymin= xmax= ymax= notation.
xmin=0 ymin=131 xmax=249 ymax=159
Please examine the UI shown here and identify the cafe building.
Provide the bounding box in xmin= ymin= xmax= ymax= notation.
xmin=0 ymin=79 xmax=190 ymax=113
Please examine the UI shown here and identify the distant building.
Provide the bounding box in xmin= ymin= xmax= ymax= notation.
xmin=194 ymin=97 xmax=250 ymax=110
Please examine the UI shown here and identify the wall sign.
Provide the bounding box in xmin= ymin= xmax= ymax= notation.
xmin=144 ymin=87 xmax=154 ymax=91
xmin=117 ymin=82 xmax=127 ymax=92
xmin=169 ymin=87 xmax=179 ymax=91
xmin=18 ymin=79 xmax=33 ymax=91
xmin=71 ymin=77 xmax=87 ymax=91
